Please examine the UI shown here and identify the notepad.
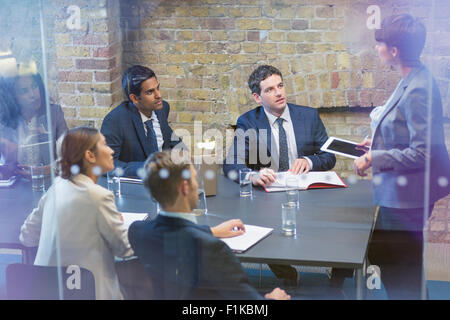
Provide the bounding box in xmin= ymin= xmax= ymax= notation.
xmin=0 ymin=176 xmax=16 ymax=188
xmin=121 ymin=212 xmax=148 ymax=229
xmin=221 ymin=224 xmax=273 ymax=253
xmin=119 ymin=177 xmax=143 ymax=184
xmin=264 ymin=171 xmax=347 ymax=192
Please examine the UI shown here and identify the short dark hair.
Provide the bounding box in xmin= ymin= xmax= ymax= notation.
xmin=143 ymin=151 xmax=192 ymax=208
xmin=248 ymin=65 xmax=283 ymax=95
xmin=375 ymin=14 xmax=426 ymax=66
xmin=122 ymin=65 xmax=156 ymax=100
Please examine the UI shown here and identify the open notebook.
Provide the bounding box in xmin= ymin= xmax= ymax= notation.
xmin=221 ymin=224 xmax=273 ymax=253
xmin=265 ymin=171 xmax=346 ymax=192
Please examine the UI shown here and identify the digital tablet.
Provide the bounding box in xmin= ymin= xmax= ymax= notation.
xmin=320 ymin=137 xmax=367 ymax=159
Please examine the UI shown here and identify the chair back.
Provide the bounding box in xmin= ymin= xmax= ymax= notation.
xmin=6 ymin=263 xmax=95 ymax=300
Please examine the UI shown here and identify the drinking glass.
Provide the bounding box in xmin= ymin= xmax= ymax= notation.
xmin=281 ymin=202 xmax=297 ymax=236
xmin=239 ymin=168 xmax=252 ymax=198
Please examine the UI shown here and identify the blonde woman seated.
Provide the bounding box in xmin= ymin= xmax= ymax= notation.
xmin=20 ymin=126 xmax=134 ymax=300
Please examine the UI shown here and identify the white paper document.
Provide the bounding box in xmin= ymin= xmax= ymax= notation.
xmin=121 ymin=212 xmax=148 ymax=229
xmin=265 ymin=171 xmax=346 ymax=192
xmin=0 ymin=176 xmax=16 ymax=188
xmin=119 ymin=177 xmax=143 ymax=185
xmin=221 ymin=224 xmax=273 ymax=253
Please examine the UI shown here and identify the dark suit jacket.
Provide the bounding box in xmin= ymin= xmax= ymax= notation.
xmin=371 ymin=63 xmax=450 ymax=209
xmin=223 ymin=103 xmax=336 ymax=178
xmin=100 ymin=101 xmax=182 ymax=177
xmin=128 ymin=215 xmax=262 ymax=300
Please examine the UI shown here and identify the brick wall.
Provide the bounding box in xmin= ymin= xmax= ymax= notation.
xmin=119 ymin=0 xmax=449 ymax=170
xmin=120 ymin=0 xmax=401 ymax=134
xmin=51 ymin=0 xmax=123 ymax=129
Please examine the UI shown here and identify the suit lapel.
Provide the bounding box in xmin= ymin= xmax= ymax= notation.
xmin=155 ymin=107 xmax=170 ymax=149
xmin=288 ymin=104 xmax=306 ymax=158
xmin=129 ymin=103 xmax=153 ymax=157
xmin=372 ymin=65 xmax=424 ymax=137
xmin=255 ymin=106 xmax=272 ymax=157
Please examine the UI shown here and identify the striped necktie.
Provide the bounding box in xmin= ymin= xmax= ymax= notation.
xmin=276 ymin=117 xmax=289 ymax=172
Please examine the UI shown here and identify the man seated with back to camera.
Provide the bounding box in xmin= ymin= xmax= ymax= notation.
xmin=128 ymin=151 xmax=291 ymax=300
xmin=101 ymin=65 xmax=184 ymax=177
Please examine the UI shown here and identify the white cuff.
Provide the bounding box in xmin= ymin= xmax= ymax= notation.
xmin=302 ymin=157 xmax=313 ymax=170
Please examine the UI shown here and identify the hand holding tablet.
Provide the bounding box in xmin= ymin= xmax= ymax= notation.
xmin=320 ymin=136 xmax=367 ymax=159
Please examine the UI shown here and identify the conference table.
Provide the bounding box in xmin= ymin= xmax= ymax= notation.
xmin=0 ymin=172 xmax=376 ymax=299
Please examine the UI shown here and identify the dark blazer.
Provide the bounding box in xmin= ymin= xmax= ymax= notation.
xmin=371 ymin=63 xmax=450 ymax=209
xmin=100 ymin=100 xmax=182 ymax=177
xmin=223 ymin=103 xmax=336 ymax=177
xmin=128 ymin=215 xmax=262 ymax=300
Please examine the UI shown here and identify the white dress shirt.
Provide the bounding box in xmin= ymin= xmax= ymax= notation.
xmin=263 ymin=106 xmax=313 ymax=171
xmin=159 ymin=210 xmax=198 ymax=224
xmin=140 ymin=111 xmax=164 ymax=151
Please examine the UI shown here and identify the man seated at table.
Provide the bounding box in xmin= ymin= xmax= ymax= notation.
xmin=223 ymin=64 xmax=349 ymax=289
xmin=101 ymin=65 xmax=183 ymax=177
xmin=223 ymin=64 xmax=335 ymax=186
xmin=128 ymin=151 xmax=291 ymax=300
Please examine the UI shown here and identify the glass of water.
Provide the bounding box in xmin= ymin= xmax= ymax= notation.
xmin=107 ymin=170 xmax=121 ymax=196
xmin=285 ymin=176 xmax=299 ymax=208
xmin=30 ymin=165 xmax=45 ymax=192
xmin=193 ymin=188 xmax=207 ymax=216
xmin=281 ymin=202 xmax=297 ymax=236
xmin=239 ymin=168 xmax=252 ymax=198
xmin=193 ymin=163 xmax=207 ymax=215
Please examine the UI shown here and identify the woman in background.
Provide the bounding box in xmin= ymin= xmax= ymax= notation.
xmin=354 ymin=14 xmax=450 ymax=299
xmin=13 ymin=72 xmax=67 ymax=176
xmin=20 ymin=127 xmax=134 ymax=299
xmin=0 ymin=76 xmax=20 ymax=173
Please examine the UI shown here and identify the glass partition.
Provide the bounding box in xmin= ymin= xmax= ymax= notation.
xmin=0 ymin=0 xmax=448 ymax=302
xmin=0 ymin=0 xmax=66 ymax=299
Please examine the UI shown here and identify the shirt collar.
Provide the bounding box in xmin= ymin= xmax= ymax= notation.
xmin=139 ymin=111 xmax=158 ymax=124
xmin=263 ymin=104 xmax=290 ymax=126
xmin=158 ymin=210 xmax=198 ymax=224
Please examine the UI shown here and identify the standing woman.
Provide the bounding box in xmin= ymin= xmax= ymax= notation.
xmin=20 ymin=127 xmax=134 ymax=300
xmin=13 ymin=72 xmax=67 ymax=176
xmin=354 ymin=14 xmax=450 ymax=299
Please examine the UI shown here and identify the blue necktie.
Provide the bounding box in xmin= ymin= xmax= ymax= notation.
xmin=276 ymin=117 xmax=289 ymax=172
xmin=144 ymin=119 xmax=159 ymax=153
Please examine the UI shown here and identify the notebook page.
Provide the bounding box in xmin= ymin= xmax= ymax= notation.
xmin=221 ymin=224 xmax=273 ymax=253
xmin=121 ymin=212 xmax=148 ymax=229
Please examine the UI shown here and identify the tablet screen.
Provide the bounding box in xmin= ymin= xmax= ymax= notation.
xmin=328 ymin=140 xmax=366 ymax=158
